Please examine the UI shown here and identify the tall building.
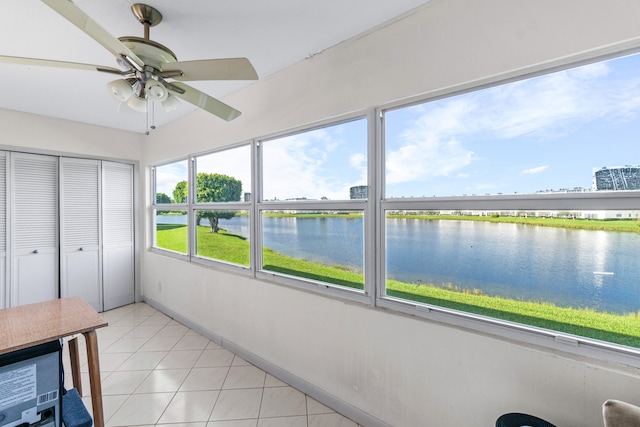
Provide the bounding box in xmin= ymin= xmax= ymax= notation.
xmin=592 ymin=165 xmax=640 ymax=191
xmin=350 ymin=185 xmax=368 ymax=199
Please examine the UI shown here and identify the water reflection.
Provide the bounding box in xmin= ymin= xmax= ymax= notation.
xmin=156 ymin=214 xmax=640 ymax=314
xmin=387 ymin=219 xmax=640 ymax=314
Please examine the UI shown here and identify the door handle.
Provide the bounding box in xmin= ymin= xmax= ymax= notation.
xmin=33 ymin=249 xmax=39 ymax=254
xmin=79 ymin=247 xmax=84 ymax=251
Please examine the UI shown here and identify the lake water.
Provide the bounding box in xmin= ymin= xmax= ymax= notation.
xmin=157 ymin=214 xmax=640 ymax=314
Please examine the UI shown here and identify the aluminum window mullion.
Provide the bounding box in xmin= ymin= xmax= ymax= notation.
xmin=363 ymin=108 xmax=378 ymax=305
xmin=194 ymin=202 xmax=251 ymax=210
xmin=374 ymin=108 xmax=386 ymax=306
xmin=188 ymin=158 xmax=195 ymax=260
xmin=258 ymin=200 xmax=367 ymax=211
xmin=251 ymin=139 xmax=260 ymax=274
xmin=381 ymin=191 xmax=640 ymax=212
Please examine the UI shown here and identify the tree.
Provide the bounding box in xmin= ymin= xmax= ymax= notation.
xmin=197 ymin=173 xmax=242 ymax=233
xmin=173 ymin=173 xmax=242 ymax=233
xmin=156 ymin=192 xmax=172 ymax=204
xmin=173 ymin=181 xmax=188 ymax=204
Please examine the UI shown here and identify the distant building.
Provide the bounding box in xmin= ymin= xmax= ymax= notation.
xmin=592 ymin=165 xmax=640 ymax=191
xmin=350 ymin=185 xmax=368 ymax=199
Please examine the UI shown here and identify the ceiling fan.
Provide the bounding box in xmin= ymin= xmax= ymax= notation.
xmin=0 ymin=0 xmax=258 ymax=122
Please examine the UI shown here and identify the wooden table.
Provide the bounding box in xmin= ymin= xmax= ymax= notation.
xmin=0 ymin=297 xmax=108 ymax=427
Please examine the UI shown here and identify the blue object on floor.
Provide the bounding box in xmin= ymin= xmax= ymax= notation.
xmin=62 ymin=388 xmax=93 ymax=427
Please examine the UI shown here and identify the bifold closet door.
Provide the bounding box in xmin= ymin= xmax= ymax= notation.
xmin=10 ymin=153 xmax=58 ymax=306
xmin=102 ymin=161 xmax=134 ymax=311
xmin=60 ymin=158 xmax=102 ymax=312
xmin=0 ymin=152 xmax=6 ymax=309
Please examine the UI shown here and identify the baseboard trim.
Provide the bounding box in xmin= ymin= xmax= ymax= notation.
xmin=143 ymin=296 xmax=392 ymax=427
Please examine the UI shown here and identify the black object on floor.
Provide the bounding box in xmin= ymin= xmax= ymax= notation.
xmin=496 ymin=412 xmax=556 ymax=427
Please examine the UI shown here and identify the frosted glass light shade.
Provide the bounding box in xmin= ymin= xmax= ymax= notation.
xmin=127 ymin=95 xmax=147 ymax=112
xmin=107 ymin=79 xmax=133 ymax=102
xmin=145 ymin=80 xmax=168 ymax=102
xmin=161 ymin=94 xmax=180 ymax=112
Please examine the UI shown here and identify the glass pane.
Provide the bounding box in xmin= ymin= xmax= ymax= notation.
xmin=262 ymin=119 xmax=368 ymax=201
xmin=195 ymin=209 xmax=250 ymax=266
xmin=195 ymin=146 xmax=251 ymax=203
xmin=155 ymin=160 xmax=188 ymax=204
xmin=261 ymin=210 xmax=364 ymax=290
xmin=385 ymin=209 xmax=640 ymax=348
xmin=155 ymin=209 xmax=188 ymax=254
xmin=385 ymin=53 xmax=640 ymax=198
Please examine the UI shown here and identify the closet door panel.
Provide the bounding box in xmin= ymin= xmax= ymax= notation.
xmin=11 ymin=153 xmax=58 ymax=306
xmin=60 ymin=158 xmax=102 ymax=311
xmin=102 ymin=161 xmax=134 ymax=310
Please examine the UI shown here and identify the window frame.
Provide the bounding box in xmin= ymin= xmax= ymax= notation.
xmin=151 ymin=157 xmax=190 ymax=261
xmin=149 ymin=47 xmax=640 ymax=367
xmin=374 ymin=50 xmax=640 ymax=366
xmin=254 ymin=113 xmax=374 ymax=305
xmin=190 ymin=144 xmax=253 ymax=272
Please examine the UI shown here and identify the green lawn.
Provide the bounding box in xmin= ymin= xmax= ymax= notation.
xmin=155 ymin=224 xmax=188 ymax=254
xmin=156 ymin=223 xmax=640 ymax=348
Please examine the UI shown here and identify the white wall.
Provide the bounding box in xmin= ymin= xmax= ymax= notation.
xmin=141 ymin=1 xmax=640 ymax=426
xmin=0 ymin=108 xmax=143 ymax=160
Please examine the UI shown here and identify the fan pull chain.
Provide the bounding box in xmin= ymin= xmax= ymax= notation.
xmin=145 ymin=98 xmax=150 ymax=135
xmin=151 ymin=101 xmax=156 ymax=130
xmin=145 ymin=99 xmax=157 ymax=135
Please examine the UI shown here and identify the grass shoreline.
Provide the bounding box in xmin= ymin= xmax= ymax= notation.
xmin=156 ymin=223 xmax=640 ymax=348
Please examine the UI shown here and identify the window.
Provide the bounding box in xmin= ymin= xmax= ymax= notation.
xmin=153 ymin=160 xmax=188 ymax=255
xmin=381 ymin=53 xmax=640 ymax=349
xmin=195 ymin=147 xmax=251 ymax=203
xmin=258 ymin=118 xmax=368 ymax=293
xmin=150 ymin=51 xmax=640 ymax=358
xmin=261 ymin=119 xmax=368 ymax=201
xmin=260 ymin=209 xmax=365 ymax=290
xmin=194 ymin=209 xmax=250 ymax=266
xmin=193 ymin=145 xmax=252 ymax=266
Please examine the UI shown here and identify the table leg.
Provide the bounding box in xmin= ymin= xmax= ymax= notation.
xmin=68 ymin=337 xmax=83 ymax=396
xmin=82 ymin=330 xmax=104 ymax=427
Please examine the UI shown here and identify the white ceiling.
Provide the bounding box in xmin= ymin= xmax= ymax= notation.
xmin=0 ymin=0 xmax=430 ymax=133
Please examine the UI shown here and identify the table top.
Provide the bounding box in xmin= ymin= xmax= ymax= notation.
xmin=0 ymin=297 xmax=108 ymax=354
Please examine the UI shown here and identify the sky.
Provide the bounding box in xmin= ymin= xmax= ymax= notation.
xmin=156 ymin=52 xmax=640 ymax=201
xmin=261 ymin=121 xmax=368 ymax=200
xmin=385 ymin=53 xmax=640 ymax=197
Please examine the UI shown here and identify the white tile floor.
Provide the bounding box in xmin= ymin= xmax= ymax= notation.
xmin=62 ymin=302 xmax=362 ymax=427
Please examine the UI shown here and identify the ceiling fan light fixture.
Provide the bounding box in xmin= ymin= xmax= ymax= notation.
xmin=107 ymin=79 xmax=134 ymax=102
xmin=145 ymin=79 xmax=168 ymax=102
xmin=161 ymin=94 xmax=180 ymax=112
xmin=127 ymin=94 xmax=148 ymax=112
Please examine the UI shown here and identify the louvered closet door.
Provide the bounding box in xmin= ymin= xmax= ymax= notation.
xmin=61 ymin=158 xmax=102 ymax=311
xmin=0 ymin=152 xmax=7 ymax=309
xmin=10 ymin=153 xmax=58 ymax=306
xmin=102 ymin=161 xmax=134 ymax=310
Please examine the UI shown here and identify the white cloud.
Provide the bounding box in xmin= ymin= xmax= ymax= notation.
xmin=262 ymin=128 xmax=365 ymax=200
xmin=386 ymin=99 xmax=477 ymax=185
xmin=522 ymin=165 xmax=549 ymax=175
xmin=385 ymin=56 xmax=640 ymax=192
xmin=155 ymin=161 xmax=188 ymax=197
xmin=349 ymin=152 xmax=367 ymax=186
xmin=196 ymin=146 xmax=252 ymax=195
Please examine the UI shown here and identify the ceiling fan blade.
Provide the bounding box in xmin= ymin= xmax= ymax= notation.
xmin=168 ymin=82 xmax=242 ymax=121
xmin=161 ymin=58 xmax=258 ymax=81
xmin=41 ymin=0 xmax=145 ymax=70
xmin=0 ymin=55 xmax=122 ymax=74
